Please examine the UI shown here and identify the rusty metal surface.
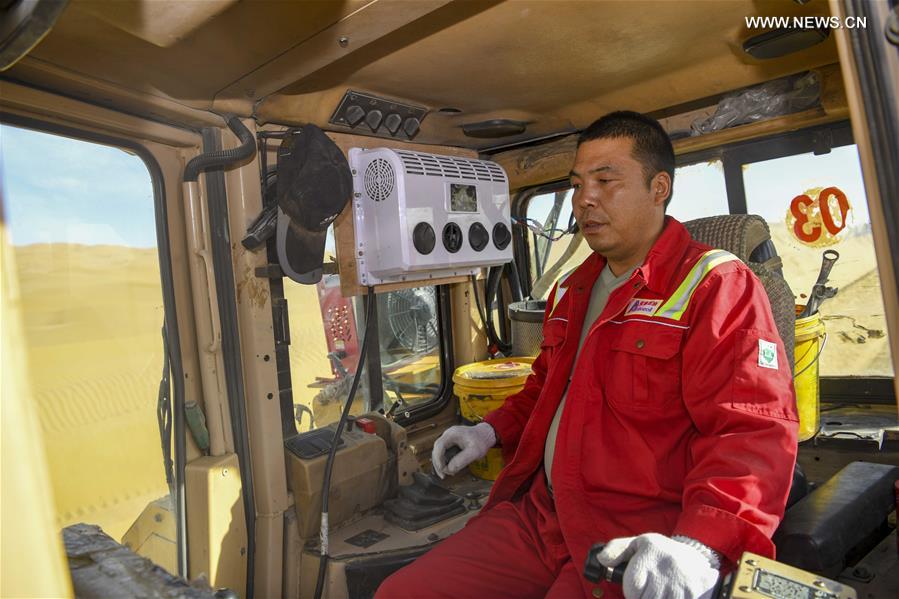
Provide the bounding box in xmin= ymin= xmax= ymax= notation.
xmin=63 ymin=523 xmax=214 ymax=598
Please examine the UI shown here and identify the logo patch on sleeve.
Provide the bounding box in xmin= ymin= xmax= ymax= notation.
xmin=624 ymin=298 xmax=662 ymax=317
xmin=758 ymin=339 xmax=779 ymax=370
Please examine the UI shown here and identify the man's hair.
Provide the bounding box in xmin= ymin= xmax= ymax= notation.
xmin=577 ymin=111 xmax=675 ymax=208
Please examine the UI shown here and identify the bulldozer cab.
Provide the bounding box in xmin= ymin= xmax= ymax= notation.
xmin=1 ymin=1 xmax=897 ymax=598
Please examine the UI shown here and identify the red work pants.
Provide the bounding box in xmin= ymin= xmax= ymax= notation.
xmin=375 ymin=475 xmax=596 ymax=599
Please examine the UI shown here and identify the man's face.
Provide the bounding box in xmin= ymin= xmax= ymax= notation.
xmin=570 ymin=137 xmax=667 ymax=270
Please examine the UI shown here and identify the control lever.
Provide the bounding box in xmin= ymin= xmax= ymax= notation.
xmin=430 ymin=445 xmax=462 ymax=479
xmin=799 ymin=250 xmax=839 ymax=318
xmin=583 ymin=546 xmax=857 ymax=598
xmin=583 ymin=543 xmax=627 ymax=584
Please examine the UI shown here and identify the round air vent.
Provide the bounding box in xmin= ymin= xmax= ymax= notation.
xmin=493 ymin=222 xmax=511 ymax=250
xmin=412 ymin=222 xmax=436 ymax=255
xmin=469 ymin=222 xmax=489 ymax=251
xmin=442 ymin=222 xmax=463 ymax=253
xmin=363 ymin=158 xmax=395 ymax=201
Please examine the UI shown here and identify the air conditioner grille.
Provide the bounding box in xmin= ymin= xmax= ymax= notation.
xmin=364 ymin=158 xmax=395 ymax=201
xmin=396 ymin=150 xmax=507 ymax=183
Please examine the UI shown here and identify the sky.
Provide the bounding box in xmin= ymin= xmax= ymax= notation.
xmin=1 ymin=124 xmax=157 ymax=248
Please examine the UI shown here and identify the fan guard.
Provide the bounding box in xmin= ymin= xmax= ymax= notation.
xmin=386 ymin=288 xmax=439 ymax=355
xmin=364 ymin=158 xmax=395 ymax=202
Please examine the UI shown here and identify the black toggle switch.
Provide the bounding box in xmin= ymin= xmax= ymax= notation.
xmin=345 ymin=104 xmax=365 ymax=127
xmin=384 ymin=113 xmax=403 ymax=135
xmin=366 ymin=109 xmax=384 ymax=131
xmin=403 ymin=116 xmax=421 ymax=138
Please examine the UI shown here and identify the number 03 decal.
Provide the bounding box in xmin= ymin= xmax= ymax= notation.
xmin=787 ymin=186 xmax=851 ymax=246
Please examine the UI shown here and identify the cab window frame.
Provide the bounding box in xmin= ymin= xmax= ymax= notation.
xmin=0 ymin=111 xmax=188 ymax=575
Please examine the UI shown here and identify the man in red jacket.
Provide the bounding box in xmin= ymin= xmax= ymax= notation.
xmin=376 ymin=111 xmax=798 ymax=599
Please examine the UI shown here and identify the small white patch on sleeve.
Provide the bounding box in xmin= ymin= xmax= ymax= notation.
xmin=758 ymin=339 xmax=779 ymax=370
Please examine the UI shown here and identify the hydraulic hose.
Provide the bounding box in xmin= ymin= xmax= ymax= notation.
xmin=485 ymin=266 xmax=512 ymax=354
xmin=183 ymin=116 xmax=256 ymax=182
xmin=506 ymin=260 xmax=523 ymax=304
xmin=313 ymin=287 xmax=376 ymax=599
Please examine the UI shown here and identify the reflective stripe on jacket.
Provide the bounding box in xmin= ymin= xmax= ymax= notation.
xmin=483 ymin=217 xmax=798 ymax=595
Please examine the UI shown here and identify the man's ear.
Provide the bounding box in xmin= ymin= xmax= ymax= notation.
xmin=650 ymin=172 xmax=672 ymax=207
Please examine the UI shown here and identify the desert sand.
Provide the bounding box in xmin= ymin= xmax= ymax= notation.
xmin=14 ymin=243 xmax=170 ymax=541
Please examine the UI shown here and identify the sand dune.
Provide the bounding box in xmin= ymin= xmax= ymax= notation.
xmin=14 ymin=243 xmax=169 ymax=540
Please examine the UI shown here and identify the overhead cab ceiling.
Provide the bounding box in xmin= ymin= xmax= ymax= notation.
xmin=5 ymin=0 xmax=839 ymax=149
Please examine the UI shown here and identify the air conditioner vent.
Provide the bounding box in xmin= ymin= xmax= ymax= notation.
xmin=349 ymin=146 xmax=512 ymax=286
xmin=364 ymin=158 xmax=395 ymax=201
xmin=396 ymin=150 xmax=507 ymax=183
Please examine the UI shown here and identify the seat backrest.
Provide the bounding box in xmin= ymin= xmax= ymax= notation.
xmin=683 ymin=215 xmax=795 ymax=370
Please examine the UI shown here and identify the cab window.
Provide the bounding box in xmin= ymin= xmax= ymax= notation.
xmin=0 ymin=124 xmax=172 ymax=550
xmin=283 ymin=232 xmax=448 ymax=431
xmin=520 ymin=160 xmax=729 ymax=294
xmin=667 ymin=159 xmax=729 ymax=222
xmin=743 ymin=143 xmax=893 ymax=378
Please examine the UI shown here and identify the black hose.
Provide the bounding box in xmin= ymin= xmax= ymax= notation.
xmin=506 ymin=260 xmax=523 ymax=303
xmin=185 ymin=121 xmax=262 ymax=597
xmin=313 ymin=288 xmax=376 ymax=599
xmin=183 ymin=116 xmax=256 ymax=182
xmin=485 ymin=266 xmax=512 ymax=354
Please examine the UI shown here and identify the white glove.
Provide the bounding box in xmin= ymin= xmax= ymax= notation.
xmin=597 ymin=533 xmax=720 ymax=599
xmin=431 ymin=422 xmax=496 ymax=479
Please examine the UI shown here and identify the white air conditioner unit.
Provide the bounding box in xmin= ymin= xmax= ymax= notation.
xmin=349 ymin=147 xmax=513 ymax=286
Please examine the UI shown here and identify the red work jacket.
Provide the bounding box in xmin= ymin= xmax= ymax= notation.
xmin=483 ymin=217 xmax=798 ymax=593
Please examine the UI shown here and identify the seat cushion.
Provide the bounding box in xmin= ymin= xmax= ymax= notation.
xmin=774 ymin=461 xmax=899 ymax=577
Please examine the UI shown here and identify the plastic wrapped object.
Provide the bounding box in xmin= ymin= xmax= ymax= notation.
xmin=692 ymin=72 xmax=821 ymax=136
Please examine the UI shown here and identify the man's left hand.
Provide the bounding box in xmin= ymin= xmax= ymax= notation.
xmin=596 ymin=533 xmax=719 ymax=599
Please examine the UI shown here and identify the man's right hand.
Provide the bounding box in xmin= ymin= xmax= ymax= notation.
xmin=431 ymin=422 xmax=496 ymax=479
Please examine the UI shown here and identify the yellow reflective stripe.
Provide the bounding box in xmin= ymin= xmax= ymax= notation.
xmin=550 ymin=268 xmax=577 ymax=312
xmin=654 ymin=250 xmax=738 ymax=320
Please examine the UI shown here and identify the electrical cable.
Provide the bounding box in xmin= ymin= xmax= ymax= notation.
xmin=156 ymin=324 xmax=174 ymax=496
xmin=313 ymin=287 xmax=376 ymax=599
xmin=512 ymin=216 xmax=576 ymax=241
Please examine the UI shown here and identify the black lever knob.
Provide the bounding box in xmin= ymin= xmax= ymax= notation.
xmin=583 ymin=543 xmax=627 ymax=584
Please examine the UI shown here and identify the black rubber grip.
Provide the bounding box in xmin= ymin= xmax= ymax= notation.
xmin=583 ymin=543 xmax=627 ymax=584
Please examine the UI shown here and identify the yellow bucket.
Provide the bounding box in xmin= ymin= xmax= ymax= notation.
xmin=453 ymin=357 xmax=535 ymax=479
xmin=794 ymin=305 xmax=826 ymax=442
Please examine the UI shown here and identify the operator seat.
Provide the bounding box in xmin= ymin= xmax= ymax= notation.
xmin=683 ymin=214 xmax=796 ymax=368
xmin=683 ymin=216 xmax=899 ymax=580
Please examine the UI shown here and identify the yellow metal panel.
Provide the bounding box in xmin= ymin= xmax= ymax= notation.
xmin=185 ymin=454 xmax=247 ymax=596
xmin=121 ymin=496 xmax=178 ymax=575
xmin=1 ymin=218 xmax=73 ymax=597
